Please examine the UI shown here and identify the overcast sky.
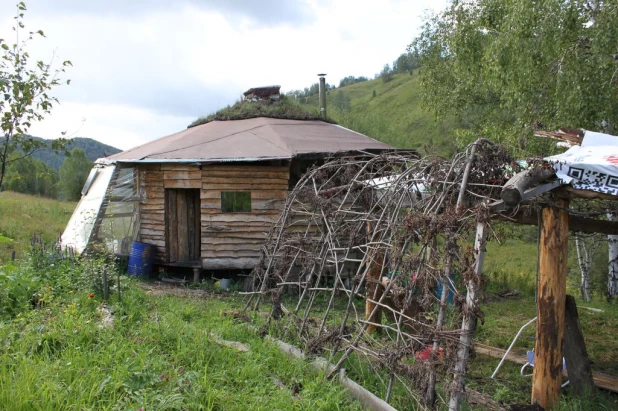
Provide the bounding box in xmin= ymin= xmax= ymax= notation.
xmin=1 ymin=0 xmax=447 ymax=150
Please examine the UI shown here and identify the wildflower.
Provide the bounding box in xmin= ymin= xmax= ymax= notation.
xmin=89 ymin=293 xmax=95 ymax=299
xmin=68 ymin=290 xmax=73 ymax=294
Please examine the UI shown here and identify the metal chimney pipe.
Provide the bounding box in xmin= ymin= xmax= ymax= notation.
xmin=318 ymin=73 xmax=327 ymax=119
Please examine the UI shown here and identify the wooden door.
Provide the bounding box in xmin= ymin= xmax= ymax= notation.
xmin=165 ymin=189 xmax=201 ymax=263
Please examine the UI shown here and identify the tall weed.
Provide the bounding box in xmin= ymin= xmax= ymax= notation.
xmin=0 ymin=243 xmax=119 ymax=320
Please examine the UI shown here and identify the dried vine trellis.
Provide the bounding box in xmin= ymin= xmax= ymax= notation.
xmin=245 ymin=141 xmax=513 ymax=409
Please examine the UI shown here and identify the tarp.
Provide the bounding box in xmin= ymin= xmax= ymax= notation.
xmin=545 ymin=131 xmax=618 ymax=195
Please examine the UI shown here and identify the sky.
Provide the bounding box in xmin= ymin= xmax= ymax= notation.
xmin=0 ymin=0 xmax=448 ymax=150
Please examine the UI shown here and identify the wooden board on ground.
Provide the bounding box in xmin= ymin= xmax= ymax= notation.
xmin=473 ymin=343 xmax=618 ymax=393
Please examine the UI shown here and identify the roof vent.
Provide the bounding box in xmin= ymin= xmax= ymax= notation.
xmin=243 ymin=85 xmax=281 ymax=102
xmin=318 ymin=74 xmax=327 ymax=119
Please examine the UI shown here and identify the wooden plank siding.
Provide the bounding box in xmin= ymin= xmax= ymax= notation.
xmin=137 ymin=165 xmax=166 ymax=261
xmin=136 ymin=163 xmax=290 ymax=269
xmin=201 ymin=164 xmax=289 ymax=269
xmin=135 ymin=162 xmax=363 ymax=271
xmin=138 ymin=164 xmax=203 ymax=263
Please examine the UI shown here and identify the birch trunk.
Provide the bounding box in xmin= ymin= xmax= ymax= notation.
xmin=575 ymin=234 xmax=591 ymax=302
xmin=607 ymin=213 xmax=618 ymax=300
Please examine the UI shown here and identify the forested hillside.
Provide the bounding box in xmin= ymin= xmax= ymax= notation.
xmin=27 ymin=136 xmax=121 ymax=171
xmin=0 ymin=137 xmax=121 ymax=200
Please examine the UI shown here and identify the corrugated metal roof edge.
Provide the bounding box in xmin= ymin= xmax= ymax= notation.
xmin=332 ymin=123 xmax=392 ymax=145
xmin=94 ymin=148 xmax=406 ymax=166
xmin=95 ymin=155 xmax=293 ymax=165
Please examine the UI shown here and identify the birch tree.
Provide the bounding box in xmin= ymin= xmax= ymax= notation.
xmin=575 ymin=233 xmax=592 ymax=301
xmin=607 ymin=213 xmax=618 ymax=299
xmin=1 ymin=2 xmax=71 ymax=190
xmin=412 ymin=0 xmax=618 ymax=153
xmin=413 ymin=0 xmax=618 ymax=299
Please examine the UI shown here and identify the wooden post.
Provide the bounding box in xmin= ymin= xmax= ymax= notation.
xmin=103 ymin=267 xmax=109 ymax=302
xmin=532 ymin=198 xmax=569 ymax=409
xmin=117 ymin=269 xmax=121 ymax=301
xmin=564 ymin=295 xmax=595 ymax=395
xmin=193 ymin=267 xmax=201 ymax=283
xmin=365 ymin=248 xmax=384 ymax=334
xmin=365 ymin=221 xmax=383 ymax=334
xmin=426 ymin=238 xmax=454 ymax=407
xmin=449 ymin=221 xmax=487 ymax=410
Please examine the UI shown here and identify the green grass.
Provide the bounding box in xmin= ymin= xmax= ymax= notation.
xmin=0 ymin=260 xmax=362 ymax=410
xmin=484 ymin=237 xmax=539 ymax=295
xmin=0 ymin=191 xmax=76 ymax=263
xmin=465 ymin=354 xmax=618 ymax=409
xmin=189 ymin=95 xmax=331 ymax=128
xmin=2 ymin=188 xmax=617 ymax=410
xmin=301 ymin=73 xmax=460 ymax=156
xmin=189 ymin=72 xmax=460 ymax=156
xmin=474 ymin=294 xmax=618 ymax=406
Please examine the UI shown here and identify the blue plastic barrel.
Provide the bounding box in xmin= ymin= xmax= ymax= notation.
xmin=434 ymin=274 xmax=457 ymax=304
xmin=127 ymin=242 xmax=155 ymax=277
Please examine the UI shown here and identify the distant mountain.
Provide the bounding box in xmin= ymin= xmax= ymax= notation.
xmin=26 ymin=137 xmax=122 ymax=171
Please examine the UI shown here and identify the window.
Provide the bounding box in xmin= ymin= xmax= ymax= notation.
xmin=221 ymin=191 xmax=251 ymax=213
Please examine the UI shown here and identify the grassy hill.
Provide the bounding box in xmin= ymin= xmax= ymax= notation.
xmin=299 ymin=73 xmax=460 ymax=156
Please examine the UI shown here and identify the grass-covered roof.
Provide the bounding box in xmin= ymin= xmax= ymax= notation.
xmin=188 ymin=95 xmax=335 ymax=128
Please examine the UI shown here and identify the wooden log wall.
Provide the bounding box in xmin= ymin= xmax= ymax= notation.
xmin=201 ymin=164 xmax=290 ymax=269
xmin=139 ymin=164 xmax=204 ymax=263
xmin=137 ymin=163 xmax=333 ymax=270
xmin=139 ymin=164 xmax=166 ymax=261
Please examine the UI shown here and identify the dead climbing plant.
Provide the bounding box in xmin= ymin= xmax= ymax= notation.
xmin=246 ymin=141 xmax=512 ymax=409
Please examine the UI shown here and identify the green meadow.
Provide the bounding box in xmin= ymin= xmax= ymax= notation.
xmin=1 ymin=192 xmax=616 ymax=410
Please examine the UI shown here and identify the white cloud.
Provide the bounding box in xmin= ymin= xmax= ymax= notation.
xmin=0 ymin=0 xmax=448 ymax=151
xmin=27 ymin=102 xmax=194 ymax=150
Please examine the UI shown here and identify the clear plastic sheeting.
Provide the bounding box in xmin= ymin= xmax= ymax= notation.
xmin=61 ymin=165 xmax=139 ymax=256
xmin=92 ymin=167 xmax=138 ymax=255
xmin=110 ymin=167 xmax=137 ymax=202
xmin=60 ymin=165 xmax=116 ymax=254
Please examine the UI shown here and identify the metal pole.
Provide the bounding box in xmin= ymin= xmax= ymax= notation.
xmin=491 ymin=316 xmax=538 ymax=379
xmin=318 ymin=73 xmax=327 ymax=119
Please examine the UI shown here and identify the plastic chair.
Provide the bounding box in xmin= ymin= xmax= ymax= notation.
xmin=491 ymin=317 xmax=569 ymax=388
xmin=521 ymin=350 xmax=570 ymax=388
